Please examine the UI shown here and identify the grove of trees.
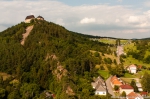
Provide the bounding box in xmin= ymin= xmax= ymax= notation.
xmin=0 ymin=20 xmax=112 ymax=98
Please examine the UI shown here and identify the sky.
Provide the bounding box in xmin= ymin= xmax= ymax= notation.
xmin=1 ymin=0 xmax=150 ymax=39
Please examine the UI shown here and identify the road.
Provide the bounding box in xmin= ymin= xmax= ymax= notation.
xmin=106 ymin=76 xmax=115 ymax=96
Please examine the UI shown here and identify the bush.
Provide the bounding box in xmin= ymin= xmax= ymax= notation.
xmin=94 ymin=52 xmax=99 ymax=57
xmin=114 ymin=85 xmax=119 ymax=91
xmin=100 ymin=66 xmax=105 ymax=70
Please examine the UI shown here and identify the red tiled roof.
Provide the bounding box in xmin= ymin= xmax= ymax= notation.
xmin=111 ymin=76 xmax=117 ymax=82
xmin=120 ymin=84 xmax=133 ymax=89
xmin=141 ymin=92 xmax=148 ymax=95
xmin=127 ymin=92 xmax=138 ymax=99
xmin=113 ymin=80 xmax=122 ymax=85
xmin=111 ymin=76 xmax=122 ymax=85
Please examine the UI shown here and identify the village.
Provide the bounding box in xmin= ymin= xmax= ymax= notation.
xmin=91 ymin=43 xmax=149 ymax=99
xmin=22 ymin=15 xmax=150 ymax=99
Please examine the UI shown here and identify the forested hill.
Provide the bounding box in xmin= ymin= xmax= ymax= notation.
xmin=0 ymin=19 xmax=111 ymax=99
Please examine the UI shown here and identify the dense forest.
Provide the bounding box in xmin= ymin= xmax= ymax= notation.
xmin=0 ymin=19 xmax=113 ymax=99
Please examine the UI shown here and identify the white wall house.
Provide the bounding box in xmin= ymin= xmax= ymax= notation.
xmin=136 ymin=82 xmax=143 ymax=92
xmin=127 ymin=64 xmax=137 ymax=74
xmin=25 ymin=15 xmax=35 ymax=23
xmin=91 ymin=76 xmax=107 ymax=95
xmin=95 ymin=86 xmax=107 ymax=95
xmin=95 ymin=91 xmax=106 ymax=95
xmin=120 ymin=84 xmax=134 ymax=95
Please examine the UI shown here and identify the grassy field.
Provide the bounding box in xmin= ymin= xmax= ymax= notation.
xmin=124 ymin=43 xmax=137 ymax=52
xmin=98 ymin=38 xmax=116 ymax=44
xmin=121 ymin=69 xmax=150 ymax=84
xmin=123 ymin=41 xmax=150 ymax=67
xmin=123 ymin=55 xmax=150 ymax=67
xmin=136 ymin=70 xmax=150 ymax=75
xmin=91 ymin=38 xmax=150 ymax=82
xmin=98 ymin=38 xmax=129 ymax=45
xmin=90 ymin=50 xmax=118 ymax=69
xmin=120 ymin=78 xmax=134 ymax=84
xmin=144 ymin=51 xmax=150 ymax=58
xmin=98 ymin=70 xmax=110 ymax=79
xmin=120 ymin=40 xmax=129 ymax=44
xmin=124 ymin=73 xmax=136 ymax=78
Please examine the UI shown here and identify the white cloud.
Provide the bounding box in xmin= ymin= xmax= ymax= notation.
xmin=80 ymin=17 xmax=96 ymax=24
xmin=143 ymin=1 xmax=150 ymax=7
xmin=128 ymin=16 xmax=139 ymax=23
xmin=144 ymin=10 xmax=150 ymax=18
xmin=115 ymin=19 xmax=120 ymax=23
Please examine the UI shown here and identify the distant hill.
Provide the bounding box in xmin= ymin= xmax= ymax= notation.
xmin=140 ymin=37 xmax=150 ymax=40
xmin=0 ymin=19 xmax=113 ymax=98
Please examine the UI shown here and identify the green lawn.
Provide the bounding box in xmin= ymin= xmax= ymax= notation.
xmin=99 ymin=38 xmax=116 ymax=45
xmin=121 ymin=70 xmax=150 ymax=83
xmin=123 ymin=55 xmax=150 ymax=67
xmin=124 ymin=73 xmax=136 ymax=78
xmin=124 ymin=43 xmax=136 ymax=52
xmin=120 ymin=78 xmax=133 ymax=84
xmin=98 ymin=38 xmax=129 ymax=45
xmin=137 ymin=70 xmax=150 ymax=75
xmin=98 ymin=70 xmax=110 ymax=79
xmin=123 ymin=42 xmax=150 ymax=67
xmin=120 ymin=40 xmax=129 ymax=44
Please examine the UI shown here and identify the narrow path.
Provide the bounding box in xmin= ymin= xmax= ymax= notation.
xmin=21 ymin=25 xmax=34 ymax=45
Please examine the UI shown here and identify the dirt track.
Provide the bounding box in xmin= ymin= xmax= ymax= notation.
xmin=21 ymin=25 xmax=33 ymax=45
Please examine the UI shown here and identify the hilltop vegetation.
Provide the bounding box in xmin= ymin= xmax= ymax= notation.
xmin=0 ymin=19 xmax=114 ymax=99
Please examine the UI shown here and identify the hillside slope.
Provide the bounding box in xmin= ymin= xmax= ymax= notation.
xmin=0 ymin=20 xmax=111 ymax=99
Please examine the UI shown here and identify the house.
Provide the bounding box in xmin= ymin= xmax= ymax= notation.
xmin=136 ymin=82 xmax=143 ymax=92
xmin=110 ymin=75 xmax=123 ymax=88
xmin=25 ymin=15 xmax=35 ymax=23
xmin=127 ymin=64 xmax=137 ymax=74
xmin=127 ymin=92 xmax=143 ymax=99
xmin=119 ymin=84 xmax=134 ymax=95
xmin=91 ymin=76 xmax=107 ymax=95
xmin=37 ymin=15 xmax=44 ymax=20
xmin=140 ymin=92 xmax=148 ymax=97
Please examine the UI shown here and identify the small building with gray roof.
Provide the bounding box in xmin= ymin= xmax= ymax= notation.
xmin=91 ymin=76 xmax=107 ymax=95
